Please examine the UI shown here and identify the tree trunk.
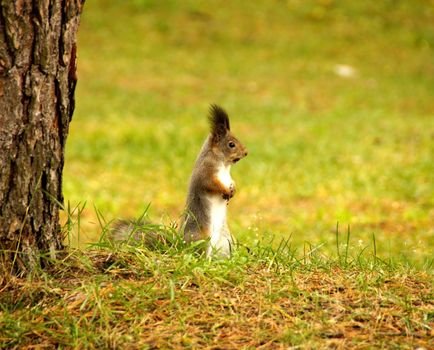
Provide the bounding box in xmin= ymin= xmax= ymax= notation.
xmin=0 ymin=0 xmax=85 ymax=275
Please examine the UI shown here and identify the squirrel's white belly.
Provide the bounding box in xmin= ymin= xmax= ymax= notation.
xmin=208 ymin=195 xmax=227 ymax=236
xmin=206 ymin=163 xmax=233 ymax=257
xmin=207 ymin=195 xmax=231 ymax=257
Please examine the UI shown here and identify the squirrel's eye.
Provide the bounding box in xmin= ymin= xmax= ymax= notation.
xmin=228 ymin=141 xmax=236 ymax=148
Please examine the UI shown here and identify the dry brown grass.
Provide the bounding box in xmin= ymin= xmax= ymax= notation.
xmin=1 ymin=247 xmax=432 ymax=349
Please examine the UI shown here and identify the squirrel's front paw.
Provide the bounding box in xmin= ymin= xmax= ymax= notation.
xmin=222 ymin=183 xmax=236 ymax=201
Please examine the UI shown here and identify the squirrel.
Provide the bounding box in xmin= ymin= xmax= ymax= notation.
xmin=110 ymin=104 xmax=248 ymax=258
xmin=182 ymin=104 xmax=248 ymax=257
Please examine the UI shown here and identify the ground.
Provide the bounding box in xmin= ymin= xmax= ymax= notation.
xmin=1 ymin=244 xmax=433 ymax=349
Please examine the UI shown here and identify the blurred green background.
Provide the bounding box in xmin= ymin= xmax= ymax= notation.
xmin=64 ymin=0 xmax=434 ymax=266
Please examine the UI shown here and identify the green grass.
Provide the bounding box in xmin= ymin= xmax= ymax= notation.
xmin=3 ymin=0 xmax=434 ymax=348
xmin=63 ymin=0 xmax=434 ymax=268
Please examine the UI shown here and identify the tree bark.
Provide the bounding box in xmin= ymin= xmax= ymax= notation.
xmin=0 ymin=0 xmax=85 ymax=274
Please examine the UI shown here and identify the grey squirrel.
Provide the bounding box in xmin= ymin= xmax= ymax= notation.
xmin=110 ymin=105 xmax=247 ymax=257
xmin=182 ymin=104 xmax=248 ymax=257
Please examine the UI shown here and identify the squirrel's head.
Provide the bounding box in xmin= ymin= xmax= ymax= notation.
xmin=209 ymin=104 xmax=248 ymax=165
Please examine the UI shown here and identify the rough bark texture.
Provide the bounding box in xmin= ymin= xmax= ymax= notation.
xmin=0 ymin=0 xmax=84 ymax=274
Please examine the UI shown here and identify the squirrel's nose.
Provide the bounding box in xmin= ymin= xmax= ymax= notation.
xmin=244 ymin=151 xmax=248 ymax=157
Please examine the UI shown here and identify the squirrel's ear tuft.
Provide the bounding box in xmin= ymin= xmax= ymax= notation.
xmin=209 ymin=104 xmax=230 ymax=141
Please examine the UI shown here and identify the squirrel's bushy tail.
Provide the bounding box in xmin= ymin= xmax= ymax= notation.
xmin=108 ymin=219 xmax=179 ymax=250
